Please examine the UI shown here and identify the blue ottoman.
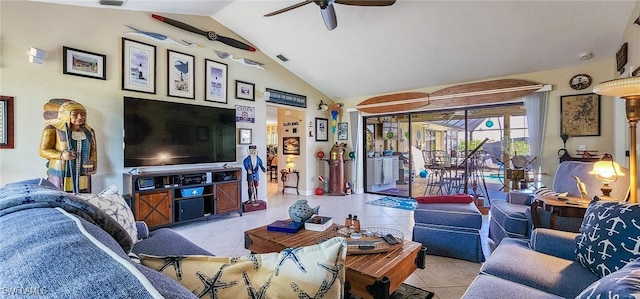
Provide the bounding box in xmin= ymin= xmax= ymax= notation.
xmin=412 ymin=202 xmax=485 ymax=262
xmin=488 ymin=200 xmax=530 ymax=245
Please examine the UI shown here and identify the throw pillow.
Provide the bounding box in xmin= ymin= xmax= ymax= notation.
xmin=415 ymin=194 xmax=473 ymax=204
xmin=99 ymin=184 xmax=119 ymax=195
xmin=140 ymin=237 xmax=347 ymax=299
xmin=575 ymin=199 xmax=640 ymax=278
xmin=76 ymin=187 xmax=138 ymax=246
xmin=576 ymin=259 xmax=640 ymax=298
xmin=533 ymin=187 xmax=568 ymax=197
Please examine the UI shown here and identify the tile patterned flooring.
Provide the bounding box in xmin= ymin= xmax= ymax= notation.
xmin=172 ymin=182 xmax=495 ymax=299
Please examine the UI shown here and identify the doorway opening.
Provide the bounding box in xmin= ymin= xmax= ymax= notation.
xmin=266 ymin=105 xmax=279 ymax=197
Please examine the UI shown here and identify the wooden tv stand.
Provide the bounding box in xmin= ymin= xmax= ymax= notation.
xmin=123 ymin=167 xmax=242 ymax=229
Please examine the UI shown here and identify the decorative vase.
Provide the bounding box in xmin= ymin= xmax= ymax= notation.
xmin=288 ymin=200 xmax=319 ymax=223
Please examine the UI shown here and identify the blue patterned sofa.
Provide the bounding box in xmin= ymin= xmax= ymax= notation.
xmin=463 ymin=198 xmax=640 ymax=298
xmin=1 ymin=180 xmax=348 ymax=298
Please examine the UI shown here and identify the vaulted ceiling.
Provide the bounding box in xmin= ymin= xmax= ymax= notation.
xmin=34 ymin=0 xmax=637 ymax=101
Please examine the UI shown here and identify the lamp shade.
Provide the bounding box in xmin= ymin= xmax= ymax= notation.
xmin=589 ymin=160 xmax=624 ymax=183
xmin=593 ymin=77 xmax=640 ymax=97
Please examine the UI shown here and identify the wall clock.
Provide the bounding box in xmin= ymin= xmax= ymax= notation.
xmin=569 ymin=74 xmax=592 ymax=90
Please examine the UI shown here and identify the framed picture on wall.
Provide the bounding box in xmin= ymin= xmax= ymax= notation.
xmin=204 ymin=59 xmax=228 ymax=103
xmin=0 ymin=96 xmax=14 ymax=149
xmin=283 ymin=137 xmax=300 ymax=155
xmin=235 ymin=80 xmax=255 ymax=101
xmin=63 ymin=46 xmax=106 ymax=80
xmin=122 ymin=38 xmax=156 ymax=94
xmin=239 ymin=128 xmax=252 ymax=145
xmin=315 ymin=118 xmax=328 ymax=141
xmin=167 ymin=50 xmax=194 ymax=99
xmin=337 ymin=122 xmax=348 ymax=140
xmin=560 ymin=93 xmax=600 ymax=137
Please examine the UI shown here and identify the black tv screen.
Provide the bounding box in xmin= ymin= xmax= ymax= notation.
xmin=124 ymin=97 xmax=236 ymax=167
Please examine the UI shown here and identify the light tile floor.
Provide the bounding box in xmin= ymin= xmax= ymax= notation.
xmin=172 ymin=182 xmax=494 ymax=299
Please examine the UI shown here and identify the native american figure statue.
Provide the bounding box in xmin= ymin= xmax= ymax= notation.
xmin=39 ymin=99 xmax=97 ymax=193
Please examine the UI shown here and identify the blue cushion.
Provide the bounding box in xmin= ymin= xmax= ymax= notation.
xmin=414 ymin=202 xmax=482 ymax=229
xmin=481 ymin=238 xmax=597 ymax=298
xmin=413 ymin=223 xmax=485 ymax=262
xmin=463 ymin=274 xmax=563 ymax=299
xmin=575 ymin=198 xmax=640 ymax=278
xmin=5 ymin=178 xmax=57 ymax=189
xmin=490 ymin=201 xmax=529 ymax=237
xmin=576 ymin=259 xmax=640 ymax=298
xmin=132 ymin=228 xmax=213 ymax=256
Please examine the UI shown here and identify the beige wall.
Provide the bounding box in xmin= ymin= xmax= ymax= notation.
xmin=0 ymin=1 xmax=333 ymax=197
xmin=1 ymin=1 xmax=638 ymax=195
xmin=343 ymin=60 xmax=619 ymax=189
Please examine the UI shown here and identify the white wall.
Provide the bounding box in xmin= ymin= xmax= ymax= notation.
xmin=0 ymin=1 xmax=332 ymax=198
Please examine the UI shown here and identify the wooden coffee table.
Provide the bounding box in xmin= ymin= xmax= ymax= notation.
xmin=244 ymin=225 xmax=426 ymax=299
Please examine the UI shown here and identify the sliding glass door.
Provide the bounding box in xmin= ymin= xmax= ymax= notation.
xmin=363 ymin=103 xmax=529 ymax=200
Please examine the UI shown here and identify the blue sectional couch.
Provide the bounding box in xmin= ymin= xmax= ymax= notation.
xmin=464 ymin=199 xmax=640 ymax=298
xmin=1 ymin=180 xmax=349 ymax=299
xmin=0 ymin=181 xmax=210 ymax=298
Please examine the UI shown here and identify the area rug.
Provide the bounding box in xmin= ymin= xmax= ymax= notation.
xmin=350 ymin=283 xmax=435 ymax=299
xmin=378 ymin=188 xmax=409 ymax=196
xmin=366 ymin=197 xmax=417 ymax=211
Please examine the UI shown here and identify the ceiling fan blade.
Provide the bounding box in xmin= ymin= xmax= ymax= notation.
xmin=335 ymin=0 xmax=396 ymax=6
xmin=215 ymin=35 xmax=257 ymax=52
xmin=320 ymin=4 xmax=337 ymax=30
xmin=264 ymin=0 xmax=313 ymax=17
xmin=151 ymin=14 xmax=208 ymax=37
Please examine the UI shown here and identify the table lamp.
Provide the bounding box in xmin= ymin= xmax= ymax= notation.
xmin=593 ymin=76 xmax=640 ymax=203
xmin=589 ymin=153 xmax=625 ymax=198
xmin=286 ymin=157 xmax=295 ymax=172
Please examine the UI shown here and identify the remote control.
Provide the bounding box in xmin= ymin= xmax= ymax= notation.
xmin=382 ymin=234 xmax=400 ymax=245
xmin=358 ymin=245 xmax=375 ymax=250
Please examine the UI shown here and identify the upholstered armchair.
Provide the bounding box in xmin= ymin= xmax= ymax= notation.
xmin=489 ymin=161 xmax=631 ymax=245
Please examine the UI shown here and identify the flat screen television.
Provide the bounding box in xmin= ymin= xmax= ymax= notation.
xmin=124 ymin=97 xmax=236 ymax=167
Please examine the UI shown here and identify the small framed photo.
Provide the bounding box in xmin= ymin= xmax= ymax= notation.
xmin=560 ymin=93 xmax=600 ymax=137
xmin=167 ymin=50 xmax=194 ymax=99
xmin=315 ymin=118 xmax=328 ymax=142
xmin=0 ymin=96 xmax=14 ymax=149
xmin=122 ymin=38 xmax=156 ymax=94
xmin=337 ymin=122 xmax=348 ymax=140
xmin=283 ymin=136 xmax=300 ymax=155
xmin=235 ymin=80 xmax=255 ymax=101
xmin=239 ymin=128 xmax=252 ymax=145
xmin=205 ymin=59 xmax=228 ymax=103
xmin=63 ymin=46 xmax=106 ymax=80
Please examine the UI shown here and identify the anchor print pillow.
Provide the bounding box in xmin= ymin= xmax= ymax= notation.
xmin=575 ymin=198 xmax=640 ymax=278
xmin=140 ymin=237 xmax=346 ymax=298
xmin=576 ymin=258 xmax=640 ymax=298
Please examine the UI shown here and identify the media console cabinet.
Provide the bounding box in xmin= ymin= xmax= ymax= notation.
xmin=124 ymin=167 xmax=242 ymax=228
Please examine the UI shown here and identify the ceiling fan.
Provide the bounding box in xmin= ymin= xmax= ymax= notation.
xmin=264 ymin=0 xmax=396 ymax=31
